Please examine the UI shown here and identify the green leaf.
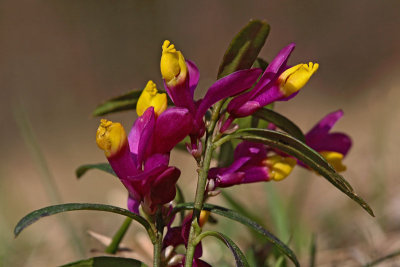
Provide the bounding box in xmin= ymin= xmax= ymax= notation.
xmin=92 ymin=90 xmax=142 ymax=116
xmin=196 ymin=231 xmax=249 ymax=267
xmin=174 ymin=184 xmax=186 ymax=223
xmin=215 ymin=128 xmax=374 ymax=217
xmin=221 ymin=191 xmax=263 ymax=226
xmin=218 ymin=141 xmax=235 ymax=167
xmin=174 ymin=203 xmax=299 ymax=267
xmin=253 ymin=108 xmax=306 ymax=142
xmin=218 ymin=20 xmax=270 ymax=79
xmin=14 ymin=203 xmax=155 ymax=242
xmin=75 ymin=163 xmax=116 ymax=179
xmin=60 ymin=256 xmax=147 ymax=267
xmin=252 ymin=57 xmax=268 ymax=71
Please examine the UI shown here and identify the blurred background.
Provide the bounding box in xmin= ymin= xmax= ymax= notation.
xmin=1 ymin=0 xmax=400 ymax=266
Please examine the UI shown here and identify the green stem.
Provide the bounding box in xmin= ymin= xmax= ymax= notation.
xmin=105 ymin=217 xmax=132 ymax=254
xmin=153 ymin=233 xmax=163 ymax=267
xmin=185 ymin=102 xmax=223 ymax=267
xmin=153 ymin=208 xmax=164 ymax=267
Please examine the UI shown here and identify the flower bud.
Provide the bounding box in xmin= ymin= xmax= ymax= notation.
xmin=264 ymin=155 xmax=297 ymax=181
xmin=96 ymin=119 xmax=128 ymax=158
xmin=136 ymin=80 xmax=167 ymax=117
xmin=320 ymin=151 xmax=346 ymax=172
xmin=160 ymin=40 xmax=188 ymax=86
xmin=199 ymin=210 xmax=210 ymax=227
xmin=278 ymin=62 xmax=319 ymax=97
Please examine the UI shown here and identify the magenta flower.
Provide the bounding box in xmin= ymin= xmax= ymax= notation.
xmin=160 ymin=40 xmax=262 ymax=141
xmin=96 ymin=106 xmax=193 ymax=214
xmin=208 ymin=141 xmax=296 ymax=189
xmin=303 ymin=110 xmax=352 ymax=172
xmin=221 ymin=43 xmax=319 ymax=132
xmin=163 ymin=212 xmax=211 ymax=267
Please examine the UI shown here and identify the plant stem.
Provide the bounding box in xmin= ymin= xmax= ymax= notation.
xmin=105 ymin=217 xmax=132 ymax=254
xmin=153 ymin=233 xmax=163 ymax=267
xmin=185 ymin=102 xmax=223 ymax=267
xmin=153 ymin=208 xmax=164 ymax=267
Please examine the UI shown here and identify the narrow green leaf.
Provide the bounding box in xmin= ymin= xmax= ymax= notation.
xmin=252 ymin=57 xmax=268 ymax=71
xmin=215 ymin=128 xmax=374 ymax=217
xmin=253 ymin=108 xmax=306 ymax=142
xmin=196 ymin=231 xmax=249 ymax=267
xmin=221 ymin=191 xmax=263 ymax=226
xmin=75 ymin=163 xmax=116 ymax=179
xmin=174 ymin=203 xmax=299 ymax=267
xmin=105 ymin=217 xmax=132 ymax=254
xmin=92 ymin=90 xmax=142 ymax=116
xmin=174 ymin=184 xmax=186 ymax=223
xmin=218 ymin=141 xmax=235 ymax=167
xmin=60 ymin=256 xmax=147 ymax=267
xmin=14 ymin=203 xmax=155 ymax=242
xmin=218 ymin=20 xmax=270 ymax=79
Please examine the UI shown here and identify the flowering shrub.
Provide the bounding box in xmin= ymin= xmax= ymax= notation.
xmin=14 ymin=20 xmax=373 ymax=267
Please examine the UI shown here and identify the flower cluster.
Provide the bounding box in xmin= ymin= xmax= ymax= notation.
xmin=96 ymin=39 xmax=352 ymax=266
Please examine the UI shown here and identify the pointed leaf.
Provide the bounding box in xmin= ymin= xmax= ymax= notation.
xmin=253 ymin=108 xmax=306 ymax=142
xmin=76 ymin=163 xmax=116 ymax=179
xmin=218 ymin=141 xmax=235 ymax=167
xmin=197 ymin=231 xmax=249 ymax=267
xmin=14 ymin=203 xmax=155 ymax=242
xmin=92 ymin=90 xmax=142 ymax=116
xmin=214 ymin=128 xmax=374 ymax=217
xmin=252 ymin=57 xmax=268 ymax=71
xmin=218 ymin=20 xmax=270 ymax=79
xmin=174 ymin=203 xmax=299 ymax=267
xmin=60 ymin=256 xmax=147 ymax=267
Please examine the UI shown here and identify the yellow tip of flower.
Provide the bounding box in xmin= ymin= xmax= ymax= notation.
xmin=265 ymin=155 xmax=297 ymax=181
xmin=279 ymin=62 xmax=319 ymax=97
xmin=320 ymin=151 xmax=347 ymax=172
xmin=136 ymin=80 xmax=167 ymax=117
xmin=199 ymin=210 xmax=210 ymax=227
xmin=96 ymin=119 xmax=127 ymax=158
xmin=160 ymin=40 xmax=187 ymax=84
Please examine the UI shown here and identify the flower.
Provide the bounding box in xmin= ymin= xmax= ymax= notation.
xmin=208 ymin=141 xmax=296 ymax=189
xmin=160 ymin=40 xmax=262 ymax=141
xmin=303 ymin=110 xmax=352 ymax=172
xmin=96 ymin=106 xmax=193 ymax=214
xmin=222 ymin=43 xmax=318 ymax=131
xmin=162 ymin=211 xmax=211 ymax=267
xmin=136 ymin=80 xmax=167 ymax=117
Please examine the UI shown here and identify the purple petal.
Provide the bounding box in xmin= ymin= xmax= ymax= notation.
xmin=128 ymin=107 xmax=156 ymax=165
xmin=144 ymin=153 xmax=170 ymax=171
xmin=187 ymin=60 xmax=200 ymax=98
xmin=240 ymin=166 xmax=270 ymax=183
xmin=107 ymin=144 xmax=139 ymax=179
xmin=227 ymin=43 xmax=296 ymax=115
xmin=195 ymin=68 xmax=262 ymax=122
xmin=307 ymin=132 xmax=352 ymax=156
xmin=127 ymin=195 xmax=140 ymax=214
xmin=163 ymin=226 xmax=184 ymax=248
xmin=305 ymin=110 xmax=352 ymax=156
xmin=153 ymin=107 xmax=193 ymax=154
xmin=148 ymin=167 xmax=180 ymax=209
xmin=306 ymin=110 xmax=344 ymax=138
xmin=164 ymin=79 xmax=197 ymax=115
xmin=234 ymin=141 xmax=267 ymax=162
